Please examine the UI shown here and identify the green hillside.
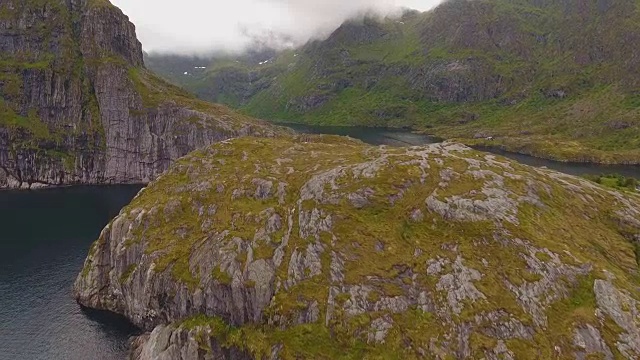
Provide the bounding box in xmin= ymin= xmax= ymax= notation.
xmin=148 ymin=0 xmax=640 ymax=164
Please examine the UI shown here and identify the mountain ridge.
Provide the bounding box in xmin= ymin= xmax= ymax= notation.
xmin=147 ymin=0 xmax=640 ymax=164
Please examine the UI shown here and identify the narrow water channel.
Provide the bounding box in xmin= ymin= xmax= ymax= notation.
xmin=282 ymin=123 xmax=640 ymax=179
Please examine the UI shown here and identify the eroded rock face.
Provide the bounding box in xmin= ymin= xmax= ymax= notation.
xmin=74 ymin=136 xmax=640 ymax=359
xmin=130 ymin=324 xmax=252 ymax=360
xmin=0 ymin=0 xmax=274 ymax=189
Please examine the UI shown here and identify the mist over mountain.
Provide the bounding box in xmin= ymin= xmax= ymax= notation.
xmin=111 ymin=0 xmax=440 ymax=54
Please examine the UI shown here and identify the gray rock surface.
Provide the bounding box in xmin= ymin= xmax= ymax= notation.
xmin=130 ymin=324 xmax=251 ymax=360
xmin=0 ymin=0 xmax=276 ymax=189
xmin=573 ymin=324 xmax=614 ymax=360
xmin=594 ymin=280 xmax=640 ymax=358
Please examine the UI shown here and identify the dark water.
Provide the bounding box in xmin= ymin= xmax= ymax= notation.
xmin=0 ymin=185 xmax=142 ymax=360
xmin=283 ymin=124 xmax=640 ymax=179
xmin=281 ymin=123 xmax=441 ymax=147
xmin=476 ymin=147 xmax=640 ymax=179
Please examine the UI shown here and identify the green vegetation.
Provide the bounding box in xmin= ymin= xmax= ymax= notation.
xmin=128 ymin=67 xmax=196 ymax=108
xmin=583 ymin=173 xmax=639 ymax=191
xmin=126 ymin=66 xmax=259 ymax=130
xmin=211 ymin=266 xmax=232 ymax=285
xmin=87 ymin=0 xmax=114 ymax=8
xmin=179 ymin=315 xmax=378 ymax=359
xmin=0 ymin=99 xmax=51 ymax=140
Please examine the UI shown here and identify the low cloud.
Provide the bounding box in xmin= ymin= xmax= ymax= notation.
xmin=111 ymin=0 xmax=442 ymax=54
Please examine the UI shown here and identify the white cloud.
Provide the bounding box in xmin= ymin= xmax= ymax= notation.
xmin=110 ymin=0 xmax=442 ymax=54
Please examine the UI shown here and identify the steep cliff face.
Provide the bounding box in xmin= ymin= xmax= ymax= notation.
xmin=75 ymin=135 xmax=640 ymax=359
xmin=148 ymin=0 xmax=640 ymax=164
xmin=0 ymin=0 xmax=275 ymax=189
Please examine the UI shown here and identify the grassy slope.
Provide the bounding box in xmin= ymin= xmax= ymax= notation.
xmin=148 ymin=0 xmax=640 ymax=164
xmin=127 ymin=67 xmax=264 ymax=129
xmin=241 ymin=15 xmax=427 ymax=126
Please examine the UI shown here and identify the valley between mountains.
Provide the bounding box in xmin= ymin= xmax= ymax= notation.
xmin=0 ymin=0 xmax=639 ymax=359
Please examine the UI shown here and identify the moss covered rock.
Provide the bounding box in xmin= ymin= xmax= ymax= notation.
xmin=75 ymin=135 xmax=640 ymax=359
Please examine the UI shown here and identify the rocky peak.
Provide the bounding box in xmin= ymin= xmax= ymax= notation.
xmin=74 ymin=135 xmax=640 ymax=359
xmin=80 ymin=0 xmax=143 ymax=66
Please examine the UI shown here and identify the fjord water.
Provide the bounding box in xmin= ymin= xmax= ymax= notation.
xmin=476 ymin=147 xmax=640 ymax=179
xmin=0 ymin=186 xmax=142 ymax=360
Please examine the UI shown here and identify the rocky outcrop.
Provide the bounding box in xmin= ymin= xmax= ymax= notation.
xmin=0 ymin=0 xmax=276 ymax=189
xmin=75 ymin=135 xmax=640 ymax=359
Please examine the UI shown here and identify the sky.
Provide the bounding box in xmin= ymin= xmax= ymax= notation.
xmin=110 ymin=0 xmax=443 ymax=54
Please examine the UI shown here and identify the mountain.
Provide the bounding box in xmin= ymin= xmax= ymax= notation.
xmin=0 ymin=0 xmax=277 ymax=189
xmin=147 ymin=0 xmax=640 ymax=164
xmin=74 ymin=134 xmax=640 ymax=359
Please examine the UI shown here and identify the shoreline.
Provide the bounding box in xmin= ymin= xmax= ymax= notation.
xmin=272 ymin=121 xmax=640 ymax=167
xmin=458 ymin=139 xmax=640 ymax=166
xmin=0 ymin=182 xmax=147 ymax=192
xmin=2 ymin=129 xmax=638 ymax=192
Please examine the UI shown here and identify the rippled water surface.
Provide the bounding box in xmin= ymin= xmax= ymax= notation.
xmin=0 ymin=186 xmax=142 ymax=360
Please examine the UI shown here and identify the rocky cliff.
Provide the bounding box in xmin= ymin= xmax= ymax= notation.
xmin=0 ymin=0 xmax=276 ymax=189
xmin=148 ymin=0 xmax=640 ymax=164
xmin=75 ymin=135 xmax=640 ymax=359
